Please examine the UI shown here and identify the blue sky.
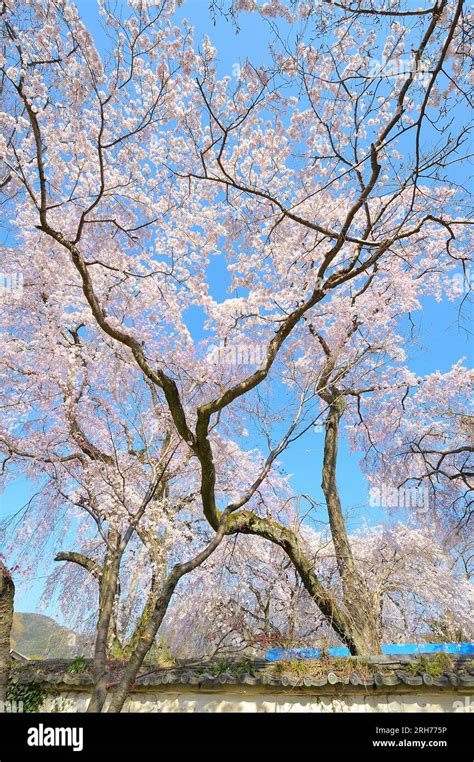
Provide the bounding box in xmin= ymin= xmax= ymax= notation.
xmin=1 ymin=0 xmax=472 ymax=621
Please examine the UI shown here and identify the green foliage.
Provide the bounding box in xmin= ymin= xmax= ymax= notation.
xmin=407 ymin=653 xmax=454 ymax=677
xmin=66 ymin=656 xmax=87 ymax=674
xmin=274 ymin=659 xmax=309 ymax=676
xmin=273 ymin=654 xmax=456 ymax=680
xmin=273 ymin=656 xmax=373 ymax=679
xmin=6 ymin=682 xmax=50 ymax=713
xmin=210 ymin=657 xmax=255 ymax=677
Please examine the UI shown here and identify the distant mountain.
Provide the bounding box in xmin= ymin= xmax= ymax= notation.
xmin=10 ymin=612 xmax=92 ymax=659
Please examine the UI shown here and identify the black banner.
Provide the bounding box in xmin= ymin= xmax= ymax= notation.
xmin=0 ymin=712 xmax=471 ymax=758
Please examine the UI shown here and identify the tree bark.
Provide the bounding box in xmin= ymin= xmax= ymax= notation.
xmin=107 ymin=573 xmax=180 ymax=712
xmin=123 ymin=583 xmax=159 ymax=658
xmin=0 ymin=563 xmax=15 ymax=706
xmin=86 ymin=546 xmax=122 ymax=712
xmin=320 ymin=397 xmax=381 ymax=654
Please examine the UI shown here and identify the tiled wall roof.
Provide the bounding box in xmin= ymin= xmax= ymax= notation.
xmin=9 ymin=655 xmax=474 ymax=694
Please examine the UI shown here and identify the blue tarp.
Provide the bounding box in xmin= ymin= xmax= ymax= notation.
xmin=265 ymin=643 xmax=474 ymax=661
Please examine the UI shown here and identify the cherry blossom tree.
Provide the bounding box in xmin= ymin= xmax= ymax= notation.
xmin=166 ymin=524 xmax=473 ymax=657
xmin=0 ymin=0 xmax=472 ymax=711
xmin=0 ymin=237 xmax=291 ymax=711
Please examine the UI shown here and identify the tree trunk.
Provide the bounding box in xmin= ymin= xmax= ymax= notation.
xmin=107 ymin=575 xmax=179 ymax=712
xmin=0 ymin=563 xmax=14 ymax=706
xmin=123 ymin=583 xmax=159 ymax=658
xmin=321 ymin=397 xmax=381 ymax=654
xmin=87 ymin=548 xmax=122 ymax=713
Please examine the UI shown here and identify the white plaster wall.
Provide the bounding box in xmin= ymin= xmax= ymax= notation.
xmin=41 ymin=691 xmax=472 ymax=713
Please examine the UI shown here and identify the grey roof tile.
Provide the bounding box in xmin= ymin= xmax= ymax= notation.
xmin=397 ymin=673 xmax=423 ymax=686
xmin=375 ymin=673 xmax=399 ymax=687
xmin=431 ymin=676 xmax=449 ymax=687
xmin=9 ymin=655 xmax=471 ymax=693
xmin=307 ymin=676 xmax=331 ymax=687
xmin=281 ymin=675 xmax=299 ymax=687
xmin=238 ymin=674 xmax=257 ymax=685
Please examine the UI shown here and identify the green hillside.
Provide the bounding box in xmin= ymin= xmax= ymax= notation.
xmin=10 ymin=612 xmax=92 ymax=659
